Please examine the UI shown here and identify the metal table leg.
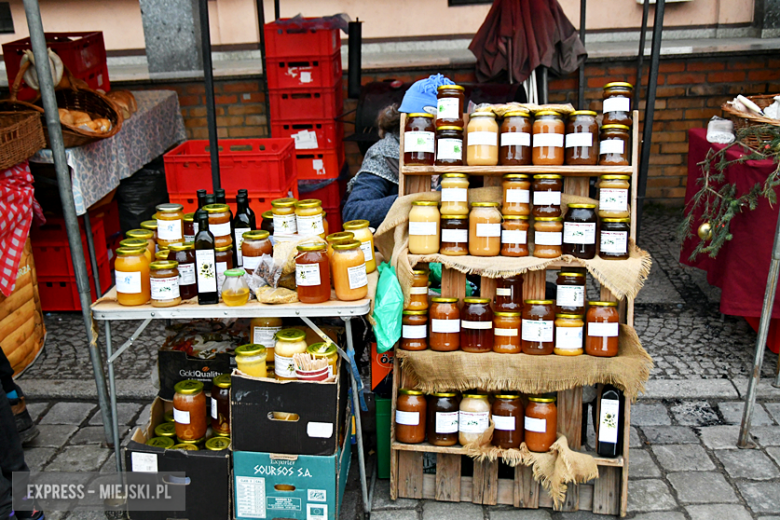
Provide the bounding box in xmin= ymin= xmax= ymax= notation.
xmin=104 ymin=322 xmax=123 ymax=472
xmin=82 ymin=211 xmax=102 ymax=295
xmin=344 ymin=317 xmax=371 ymax=514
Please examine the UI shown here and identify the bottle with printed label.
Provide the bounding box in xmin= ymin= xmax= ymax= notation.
xmin=522 ymin=299 xmax=555 ymax=355
xmin=602 ymin=82 xmax=634 ymax=127
xmin=155 ymin=203 xmax=185 ymax=248
xmin=436 ymin=84 xmax=465 ymax=127
xmin=598 ymin=175 xmax=631 ymax=218
xmin=502 ymin=173 xmax=531 ymax=216
xmin=492 ymin=395 xmax=523 ymax=449
xmin=331 ymin=240 xmax=368 ymax=301
xmin=599 ymin=218 xmax=630 ymax=260
xmin=406 ymin=269 xmax=430 ymax=311
xmin=554 ymin=314 xmax=584 ymax=356
xmin=149 ymin=260 xmax=181 ymax=307
xmin=562 ymin=203 xmax=598 ymax=259
xmin=533 ymin=217 xmax=563 ymax=259
xmin=435 ymin=126 xmax=464 ymax=166
xmin=271 ymin=197 xmax=298 ymax=235
xmin=295 ymin=242 xmax=330 ymax=304
xmin=295 ymin=199 xmax=326 ymax=239
xmin=461 ymin=297 xmax=494 ymax=353
xmin=396 ymin=389 xmax=427 ymax=444
xmin=429 ymin=297 xmax=460 ymax=351
xmin=173 ymin=380 xmax=207 ymax=442
xmin=168 ymin=243 xmax=197 ymax=300
xmin=194 ymin=210 xmax=219 ymax=305
xmin=493 ymin=312 xmax=521 ymax=353
xmin=597 ymin=385 xmax=624 ymax=457
xmin=459 ymin=393 xmax=491 ymax=445
xmin=404 ymin=113 xmax=436 ymax=166
xmin=495 ymin=275 xmax=524 ymax=312
xmin=232 ymin=192 xmax=255 ymax=267
xmin=408 ymin=201 xmax=440 ymax=255
xmin=501 ymin=215 xmax=530 ymax=257
xmin=532 ymin=111 xmax=565 ymax=165
xmin=469 ymin=202 xmax=502 ymax=257
xmin=525 ymin=395 xmax=557 ymax=452
xmin=250 ymin=317 xmax=282 ymax=361
xmin=532 ymin=174 xmax=563 ymax=218
xmin=274 ymin=329 xmax=308 ymax=380
xmin=500 ymin=111 xmax=532 ymax=165
xmin=440 ymin=173 xmax=469 ymax=216
xmin=401 ymin=310 xmax=428 ymax=351
xmin=115 ymin=247 xmax=151 ymax=306
xmin=556 ymin=271 xmax=586 ymax=314
xmin=343 ymin=219 xmax=376 ymax=273
xmin=440 ymin=215 xmax=469 ymax=256
xmin=565 ymin=111 xmax=599 ymax=165
xmin=427 ymin=392 xmax=459 ymax=446
xmin=586 ymin=301 xmax=620 ymax=357
xmin=466 ymin=112 xmax=499 ymax=166
xmin=241 ymin=230 xmax=272 ymax=275
xmin=202 ymin=204 xmax=233 ymax=249
xmin=599 ymin=125 xmax=630 ymax=166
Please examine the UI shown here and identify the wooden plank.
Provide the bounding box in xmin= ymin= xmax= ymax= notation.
xmin=423 ymin=474 xmax=435 ymax=500
xmin=539 ymin=487 xmax=553 ymax=508
xmin=460 ymin=476 xmax=473 ymax=502
xmin=580 ymin=483 xmax=594 ymax=511
xmin=497 ymin=478 xmax=514 ymax=505
xmin=514 ymin=465 xmax=540 ymax=509
xmin=557 ymin=387 xmax=583 ymax=449
xmin=592 ymin=465 xmax=620 ymax=516
xmin=404 ymin=175 xmax=432 ymax=196
xmin=397 ymin=451 xmax=425 ymax=499
xmin=435 ymin=454 xmax=461 ymax=502
xmin=480 ymin=276 xmax=497 ymax=300
xmin=561 ymin=484 xmax=580 ymax=512
xmin=402 ymin=165 xmax=633 ymax=176
xmin=399 ymin=113 xmax=407 ymax=195
xmin=564 ymin=177 xmax=590 ymax=198
xmin=620 ymin=399 xmax=632 ymax=517
xmin=441 ymin=268 xmax=467 ymax=302
xmin=390 ymin=352 xmax=400 ymax=500
xmin=523 ymin=269 xmax=546 ymax=300
xmin=472 ymin=459 xmax=499 ymax=505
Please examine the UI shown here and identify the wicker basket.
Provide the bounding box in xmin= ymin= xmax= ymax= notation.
xmin=0 ymin=111 xmax=45 ymax=170
xmin=721 ymin=93 xmax=780 ymax=149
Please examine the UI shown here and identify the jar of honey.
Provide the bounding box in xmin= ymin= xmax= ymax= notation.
xmin=502 ymin=174 xmax=531 ymax=216
xmin=404 ymin=113 xmax=436 ymax=166
xmin=600 ymin=218 xmax=630 ymax=260
xmin=533 ymin=217 xmax=563 ymax=258
xmin=501 ymin=216 xmax=530 ymax=257
xmin=493 ymin=312 xmax=521 ymax=354
xmin=149 ymin=260 xmax=181 ymax=307
xmin=599 ymin=125 xmax=630 ymax=166
xmin=140 ymin=220 xmax=158 ymax=246
xmin=115 ymin=247 xmax=151 ymax=306
xmin=461 ymin=297 xmax=493 ymax=353
xmin=211 ymin=374 xmax=232 ymax=435
xmin=427 ymin=392 xmax=459 ymax=446
xmin=532 ymin=174 xmax=563 ymax=218
xmin=407 ymin=269 xmax=429 ymax=311
xmin=436 ymin=84 xmax=465 ymax=127
xmin=222 ymin=268 xmax=250 ymax=306
xmin=202 ymin=204 xmax=233 ymax=249
xmin=343 ymin=220 xmax=376 ymax=274
xmin=469 ymin=202 xmax=502 ymax=257
xmin=602 ymin=82 xmax=633 ymax=127
xmin=295 ymin=199 xmax=326 ymax=239
xmin=125 ymin=229 xmax=155 ymax=259
xmin=409 ymin=201 xmax=440 ymax=255
xmin=401 ymin=310 xmax=428 ymax=351
xmin=275 ymin=329 xmax=308 ymax=380
xmin=156 ymin=203 xmax=185 ymax=248
xmin=436 ymin=126 xmax=464 ymax=166
xmin=495 ymin=275 xmax=524 ymax=312
xmin=598 ymin=175 xmax=631 ymax=219
xmin=554 ymin=314 xmax=584 ymax=356
xmin=241 ymin=230 xmax=272 ymax=275
xmin=522 ymin=299 xmax=555 ymax=355
xmin=331 ymin=240 xmax=368 ymax=301
xmin=556 ymin=271 xmax=586 ymax=314
xmin=250 ymin=317 xmax=282 ymax=359
xmin=500 ymin=110 xmax=532 ymax=165
xmin=466 ymin=112 xmax=499 ymax=166
xmin=440 ymin=215 xmax=469 ymax=256
xmin=235 ymin=344 xmax=267 ymax=378
xmin=120 ymin=238 xmax=152 ymax=262
xmin=429 ymin=297 xmax=460 ymax=351
xmin=586 ymin=301 xmax=620 ymax=357
xmin=459 ymin=393 xmax=491 ymax=446
xmin=326 ymin=231 xmax=355 ymax=259
xmin=532 ymin=111 xmax=564 ymax=165
xmin=295 ymin=242 xmax=331 ymax=304
xmin=183 ymin=213 xmax=195 ymax=243
xmin=261 ymin=210 xmax=274 ymax=234
xmin=562 ymin=203 xmax=598 ymax=259
xmin=271 ymin=198 xmax=298 ymax=235
xmin=173 ymin=380 xmax=207 ymax=442
xmin=492 ymin=395 xmax=523 ymax=449
xmin=440 ymin=173 xmax=469 ymax=216
xmin=565 ymin=111 xmax=599 ymax=165
xmin=525 ymin=396 xmax=557 ymax=452
xmin=396 ymin=389 xmax=427 ymax=444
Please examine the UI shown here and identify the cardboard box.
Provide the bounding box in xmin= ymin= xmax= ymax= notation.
xmin=231 ymin=364 xmax=348 ymax=456
xmin=233 ymin=413 xmax=352 ymax=520
xmin=158 ymin=349 xmax=235 ymax=400
xmin=124 ymin=398 xmax=232 ymax=520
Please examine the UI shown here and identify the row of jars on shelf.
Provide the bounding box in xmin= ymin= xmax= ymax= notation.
xmin=396 ymin=390 xmax=558 ymax=453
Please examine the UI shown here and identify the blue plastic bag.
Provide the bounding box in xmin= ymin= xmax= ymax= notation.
xmin=371 ymin=262 xmax=404 ymax=353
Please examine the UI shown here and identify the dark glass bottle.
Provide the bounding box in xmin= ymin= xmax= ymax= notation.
xmin=233 ymin=193 xmax=254 ymax=268
xmin=194 ymin=210 xmax=219 ymax=305
xmin=237 ymin=189 xmax=257 ymax=229
xmin=196 ymin=189 xmax=208 ymax=210
xmin=215 ymin=188 xmax=236 ymax=265
xmin=596 ymin=385 xmax=624 ymax=457
xmin=261 ymin=210 xmax=274 ymax=234
xmin=204 ymin=194 xmax=216 ymax=206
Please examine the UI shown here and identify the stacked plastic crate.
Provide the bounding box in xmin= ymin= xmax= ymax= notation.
xmin=266 ymin=18 xmax=345 ymax=232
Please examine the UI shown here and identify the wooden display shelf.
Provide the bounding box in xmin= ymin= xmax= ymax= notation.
xmin=402 ymin=165 xmax=633 ymax=176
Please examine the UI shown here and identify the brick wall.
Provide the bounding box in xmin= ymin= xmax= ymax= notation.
xmin=119 ymin=52 xmax=780 ymax=206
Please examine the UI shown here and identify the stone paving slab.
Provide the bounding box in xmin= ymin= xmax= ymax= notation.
xmin=669 ymin=400 xmax=721 ymax=426
xmin=737 ymin=481 xmax=780 ymax=514
xmin=628 ymin=448 xmax=662 ymax=478
xmin=715 ymin=449 xmax=780 ymax=479
xmin=39 ymin=402 xmax=96 ymax=425
xmin=626 ymin=479 xmax=677 ymax=512
xmin=46 ymin=445 xmax=112 ymax=472
xmin=698 ymin=425 xmax=742 ymax=450
xmin=642 ymin=379 xmax=739 ymax=399
xmin=26 ymin=425 xmax=79 ymax=448
xmin=719 ymin=401 xmax=775 ymax=425
xmin=667 ymin=472 xmax=739 ymax=504
xmin=650 ymin=444 xmax=715 ymax=472
xmin=686 ymin=504 xmax=753 ymax=520
xmin=640 ymin=425 xmax=699 ymax=444
xmin=87 ymin=402 xmax=143 ymax=426
xmin=631 ymin=403 xmax=672 ymax=426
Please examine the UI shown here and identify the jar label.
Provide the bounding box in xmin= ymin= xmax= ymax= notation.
xmin=179 ymin=263 xmax=196 ymax=286
xmin=467 ymin=131 xmax=498 ymax=147
xmin=600 ymin=139 xmax=625 ymax=155
xmin=348 ymin=263 xmax=368 ymax=290
xmin=524 ymin=416 xmax=546 ymax=433
xmin=409 ymin=286 xmax=428 ymax=295
xmin=297 ymin=214 xmax=325 ymax=236
xmin=556 ymin=326 xmax=583 ymax=350
xmin=501 ymin=132 xmax=531 ymax=147
xmin=598 ymin=398 xmax=621 ymax=443
xmin=209 ymin=221 xmax=231 ymax=238
xmin=116 ymin=270 xmax=142 ymax=295
xmin=533 ymin=190 xmax=561 ymax=206
xmin=402 ymin=324 xmax=427 ymax=339
xmin=534 ymin=231 xmax=562 ymax=246
xmin=395 ymin=410 xmax=420 ymax=426
xmin=437 ymin=138 xmax=463 ymax=161
xmin=493 ymin=414 xmax=516 ymax=431
xmin=151 ymin=275 xmax=180 ymax=300
xmin=173 ymin=407 xmax=190 ymax=425
xmin=296 ymin=263 xmax=321 ymax=287
xmin=234 ymin=227 xmax=251 ymax=265
xmin=253 ymin=326 xmax=281 ymax=347
xmin=496 ymin=288 xmax=511 ymax=296
xmin=211 ymin=397 xmax=218 ymax=420
xmin=432 ymin=319 xmax=460 ymax=333
xmin=243 ymin=255 xmax=263 ymax=271
xmin=184 ymin=234 xmax=195 ymax=243
xmin=502 ymin=229 xmax=527 ymax=245
xmin=273 ymin=213 xmax=298 ymax=234
xmin=533 ymin=133 xmax=564 ymax=148
xmin=405 ymin=131 xmax=435 ymax=153
xmin=506 ymin=188 xmax=530 ymax=203
xmin=563 ymin=222 xmax=596 ymax=245
xmin=588 ymin=322 xmax=619 ymax=337
xmin=442 ymin=228 xmax=468 ymax=244
xmin=437 ymin=97 xmax=460 ymax=120
xmin=442 ymin=187 xmax=468 ymax=202
xmin=603 ymin=97 xmax=630 ymax=113
xmin=359 ymin=240 xmax=374 ymax=262
xmin=436 ymin=411 xmax=459 ymax=433
xmin=601 ymin=231 xmax=629 ymax=254
xmin=557 ymin=285 xmax=584 ymax=307
xmin=522 ymin=319 xmax=554 ymax=342
xmin=275 ymin=353 xmax=297 ymax=378
xmin=565 ymin=132 xmax=593 ymax=148
xmin=459 ymin=410 xmax=489 ymax=433
xmin=409 ymin=221 xmax=438 ymax=236
xmin=476 ymin=223 xmax=501 ymax=238
xmin=462 ymin=320 xmax=492 ymax=330
xmin=216 ymin=261 xmax=228 ymax=293
xmin=157 ymin=218 xmax=182 ymax=240
xmin=600 ymin=188 xmax=629 ymax=212
xmin=494 ymin=327 xmax=518 ymax=337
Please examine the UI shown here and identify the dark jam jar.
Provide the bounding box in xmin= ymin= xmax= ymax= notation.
xmin=556 ymin=271 xmax=586 ymax=314
xmin=522 ymin=299 xmax=555 ymax=355
xmin=562 ymin=203 xmax=598 ymax=259
xmin=210 ymin=374 xmax=231 ymax=436
xmin=261 ymin=211 xmax=274 ymax=234
xmin=435 ymin=126 xmax=464 ymax=166
xmin=183 ymin=213 xmax=195 ymax=243
xmin=436 ymin=85 xmax=465 ymax=127
xmin=491 ymin=395 xmax=523 ymax=449
xmin=440 ymin=215 xmax=469 ymax=256
xmin=565 ymin=110 xmax=599 ymax=165
xmin=495 ymin=275 xmax=524 ymax=312
xmin=404 ymin=113 xmax=435 ymax=166
xmin=532 ymin=174 xmax=563 ymax=218
xmin=602 ymin=82 xmax=634 ymax=127
xmin=461 ymin=297 xmax=494 ymax=353
xmin=500 ymin=110 xmax=532 ymax=165
xmin=167 ymin=243 xmax=198 ymax=300
xmin=599 ymin=125 xmax=631 ymax=166
xmin=600 ymin=218 xmax=630 ymax=260
xmin=427 ymin=392 xmax=459 ymax=446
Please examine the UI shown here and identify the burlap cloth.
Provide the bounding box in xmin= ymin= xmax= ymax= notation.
xmin=374 ymin=187 xmax=652 ymax=306
xmin=396 ymin=324 xmax=652 ymax=399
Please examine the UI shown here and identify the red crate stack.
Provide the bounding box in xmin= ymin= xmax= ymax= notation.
xmin=265 ymin=18 xmax=345 ymax=182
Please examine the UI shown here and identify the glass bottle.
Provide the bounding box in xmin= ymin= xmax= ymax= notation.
xmin=427 ymin=392 xmax=459 ymax=446
xmin=210 ymin=374 xmax=231 ymax=435
xmin=115 ymin=247 xmax=151 ymax=306
xmin=436 ymin=84 xmax=465 ymax=127
xmin=492 ymin=395 xmax=523 ymax=449
xmin=401 ymin=310 xmax=428 ymax=351
xmin=404 ymin=113 xmax=436 ymax=166
xmin=562 ymin=203 xmax=598 ymax=259
xmin=237 ymin=189 xmax=257 ymax=228
xmin=149 ymin=260 xmax=181 ymax=307
xmin=194 ymin=210 xmax=218 ymax=305
xmin=466 ymin=112 xmax=499 ymax=166
xmin=215 ymin=244 xmax=233 ymax=294
xmin=396 ymin=389 xmax=427 ymax=444
xmin=522 ymin=299 xmax=555 ymax=355
xmin=461 ymin=297 xmax=494 ymax=353
xmin=168 ymin=243 xmax=197 ymax=300
xmin=597 ymin=385 xmax=624 ymax=457
xmin=295 ymin=242 xmax=331 ymax=304
xmin=232 ymin=192 xmax=254 ymax=268
xmin=183 ymin=213 xmax=195 ymax=243
xmin=429 ymin=297 xmax=460 ymax=351
xmin=495 ymin=275 xmax=524 ymax=312
xmin=222 ymin=268 xmax=250 ymax=306
xmin=196 ymin=189 xmax=208 ymax=210
xmin=532 ymin=111 xmax=565 ymax=165
xmin=499 ymin=110 xmax=532 ymax=165
xmin=214 ymin=189 xmax=234 ymax=223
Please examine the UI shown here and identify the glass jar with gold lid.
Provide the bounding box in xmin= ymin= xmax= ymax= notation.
xmin=156 ymin=203 xmax=185 ymax=247
xmin=140 ymin=220 xmax=158 ymax=245
xmin=343 ymin=220 xmax=376 ymax=273
xmin=115 ymin=246 xmax=151 ymax=306
xmin=183 ymin=212 xmax=196 ymax=243
xmin=120 ymin=238 xmax=153 ymax=262
xmin=149 ymin=260 xmax=181 ymax=308
xmin=599 ymin=125 xmax=631 ymax=166
xmin=409 ymin=201 xmax=440 ymax=255
xmin=236 ymin=343 xmax=267 ymax=378
xmin=326 ymin=232 xmax=354 ymax=259
xmin=404 ymin=113 xmax=435 ymax=166
xmin=466 ymin=112 xmax=499 ymax=166
xmin=205 ymin=437 xmax=231 ymax=451
xmin=308 ymin=342 xmax=339 ymax=378
xmin=554 ymin=314 xmax=584 ymax=356
xmin=275 ymin=329 xmax=308 ymax=380
xmin=469 ymin=202 xmax=502 ymax=257
xmin=407 ymin=269 xmax=429 ymax=311
xmin=502 ymin=173 xmax=531 ymax=216
xmin=295 ymin=199 xmax=326 ymax=238
xmin=271 ymin=198 xmax=298 ymax=235
xmin=500 ymin=110 xmax=532 ymax=165
xmin=331 ymin=241 xmax=368 ymax=301
xmin=125 ymin=229 xmax=155 ymax=259
xmin=602 ymin=82 xmax=633 ymax=126
xmin=440 ymin=173 xmax=469 ymax=216
xmin=533 ymin=217 xmax=563 ymax=258
xmin=241 ymin=230 xmax=272 ymax=275
xmin=436 ymin=84 xmax=465 ymax=127
xmin=598 ymin=175 xmax=631 ymax=218
xmin=203 ymin=204 xmax=233 ymax=248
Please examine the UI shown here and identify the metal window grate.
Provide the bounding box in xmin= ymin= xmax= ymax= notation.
xmin=0 ymin=3 xmax=13 ymax=34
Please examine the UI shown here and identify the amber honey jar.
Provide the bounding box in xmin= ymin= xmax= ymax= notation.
xmin=396 ymin=389 xmax=427 ymax=444
xmin=404 ymin=113 xmax=435 ymax=166
xmin=522 ymin=299 xmax=555 ymax=355
xmin=429 ymin=297 xmax=460 ymax=351
xmin=500 ymin=110 xmax=532 ymax=166
xmin=492 ymin=395 xmax=523 ymax=449
xmin=401 ymin=310 xmax=428 ymax=351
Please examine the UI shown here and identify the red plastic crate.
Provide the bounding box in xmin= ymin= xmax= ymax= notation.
xmin=295 ymin=149 xmax=343 ymax=180
xmin=264 ymin=19 xmax=341 ymax=58
xmin=90 ymin=199 xmax=120 ymax=239
xmin=31 ymin=216 xmax=107 ymax=279
xmin=164 ymin=138 xmax=296 ymax=196
xmin=268 ymin=84 xmax=344 ymax=121
xmin=324 ymin=204 xmax=342 ymax=234
xmin=266 ymin=52 xmax=342 ymax=90
xmin=271 ymin=120 xmax=343 ymax=150
xmin=38 ymin=254 xmax=111 ymax=312
xmin=169 ymin=179 xmax=299 ymax=217
xmin=3 ymin=32 xmax=109 ymax=101
xmin=302 ymin=180 xmax=342 ymax=208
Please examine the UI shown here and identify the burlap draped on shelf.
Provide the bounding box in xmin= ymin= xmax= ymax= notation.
xmin=396 ymin=325 xmax=652 ymax=399
xmin=374 ymin=187 xmax=653 ymax=306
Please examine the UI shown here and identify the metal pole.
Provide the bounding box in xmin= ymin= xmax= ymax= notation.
xmin=274 ymin=0 xmax=280 ymax=20
xmin=634 ymin=0 xmax=651 ymax=111
xmin=82 ymin=213 xmax=101 ymax=295
xmin=198 ymin=0 xmax=221 ymax=191
xmin=635 ymin=0 xmax=665 ymax=242
xmin=256 ymin=0 xmax=273 ymax=136
xmin=345 ymin=318 xmax=370 ymax=514
xmin=105 ymin=323 xmax=123 ymax=471
xmin=577 ymin=0 xmax=586 ymax=109
xmin=541 ymin=67 xmax=549 ymax=104
xmin=22 ymin=0 xmax=114 ymax=443
xmin=739 ymin=213 xmax=780 ymax=447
